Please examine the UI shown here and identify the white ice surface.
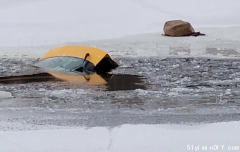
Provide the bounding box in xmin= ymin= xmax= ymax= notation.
xmin=0 ymin=0 xmax=240 ymax=58
xmin=1 ymin=122 xmax=240 ymax=152
xmin=1 ymin=26 xmax=240 ymax=59
xmin=1 ymin=0 xmax=239 ymax=46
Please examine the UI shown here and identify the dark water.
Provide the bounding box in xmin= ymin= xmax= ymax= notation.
xmin=0 ymin=73 xmax=59 ymax=84
xmin=105 ymin=74 xmax=146 ymax=91
xmin=0 ymin=73 xmax=147 ymax=91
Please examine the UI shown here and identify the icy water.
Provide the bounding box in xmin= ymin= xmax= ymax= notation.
xmin=0 ymin=73 xmax=147 ymax=91
xmin=1 ymin=57 xmax=240 ymax=128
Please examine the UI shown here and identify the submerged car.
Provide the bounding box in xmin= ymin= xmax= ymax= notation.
xmin=35 ymin=45 xmax=118 ymax=74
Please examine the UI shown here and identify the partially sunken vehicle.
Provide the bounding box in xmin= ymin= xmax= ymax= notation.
xmin=35 ymin=46 xmax=118 ymax=75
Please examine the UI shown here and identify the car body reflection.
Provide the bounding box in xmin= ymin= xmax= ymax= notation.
xmin=0 ymin=72 xmax=146 ymax=91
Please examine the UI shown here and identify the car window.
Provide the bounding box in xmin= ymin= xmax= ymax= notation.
xmin=35 ymin=56 xmax=94 ymax=73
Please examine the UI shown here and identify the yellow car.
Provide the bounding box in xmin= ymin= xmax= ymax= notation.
xmin=35 ymin=45 xmax=118 ymax=74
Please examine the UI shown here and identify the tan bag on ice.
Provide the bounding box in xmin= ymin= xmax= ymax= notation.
xmin=163 ymin=20 xmax=204 ymax=37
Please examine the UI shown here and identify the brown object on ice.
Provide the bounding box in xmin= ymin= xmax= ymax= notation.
xmin=163 ymin=20 xmax=205 ymax=37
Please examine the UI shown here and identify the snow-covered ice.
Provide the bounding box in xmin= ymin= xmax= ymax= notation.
xmin=1 ymin=0 xmax=239 ymax=46
xmin=0 ymin=0 xmax=240 ymax=58
xmin=1 ymin=122 xmax=240 ymax=152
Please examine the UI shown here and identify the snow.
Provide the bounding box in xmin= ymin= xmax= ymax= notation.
xmin=0 ymin=0 xmax=239 ymax=47
xmin=1 ymin=0 xmax=240 ymax=151
xmin=1 ymin=122 xmax=240 ymax=152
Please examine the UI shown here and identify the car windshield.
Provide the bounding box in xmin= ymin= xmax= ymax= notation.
xmin=35 ymin=56 xmax=94 ymax=73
